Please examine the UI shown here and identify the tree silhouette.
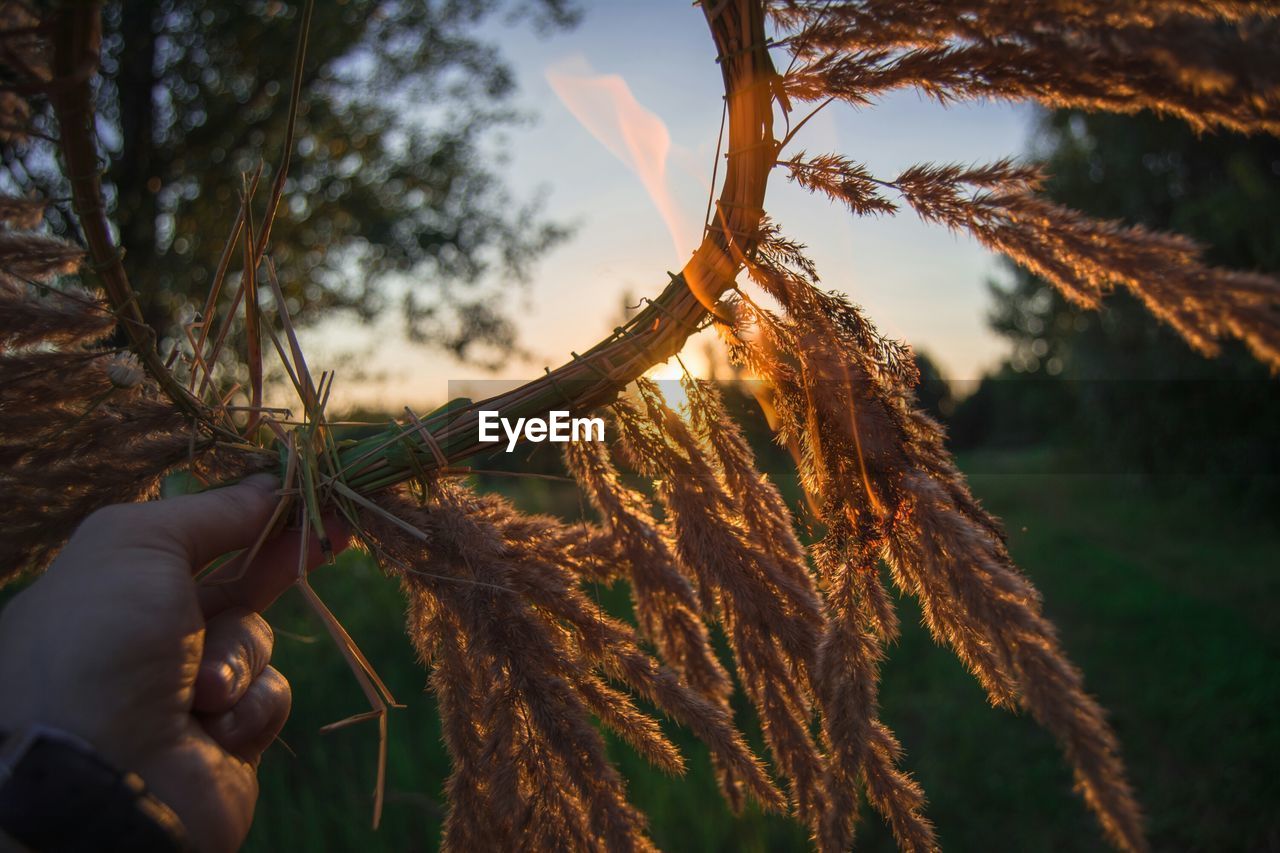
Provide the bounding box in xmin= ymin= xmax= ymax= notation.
xmin=1 ymin=0 xmax=576 ymax=362
xmin=984 ymin=109 xmax=1280 ymax=500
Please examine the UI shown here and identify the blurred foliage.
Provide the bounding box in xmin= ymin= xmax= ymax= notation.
xmin=3 ymin=0 xmax=577 ymax=366
xmin=951 ymin=109 xmax=1280 ymax=505
xmin=912 ymin=350 xmax=955 ymax=423
xmin=946 ymin=367 xmax=1077 ymax=450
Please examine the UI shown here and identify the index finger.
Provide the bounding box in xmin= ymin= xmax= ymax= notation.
xmin=197 ymin=510 xmax=350 ymax=617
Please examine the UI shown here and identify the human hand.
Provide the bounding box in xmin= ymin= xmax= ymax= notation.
xmin=0 ymin=474 xmax=344 ymax=852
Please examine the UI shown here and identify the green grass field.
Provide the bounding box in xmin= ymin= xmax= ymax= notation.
xmin=244 ymin=447 xmax=1280 ymax=851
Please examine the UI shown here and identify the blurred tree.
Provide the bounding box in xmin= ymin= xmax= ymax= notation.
xmin=968 ymin=109 xmax=1280 ymax=498
xmin=2 ymin=0 xmax=577 ymax=365
xmin=912 ymin=350 xmax=955 ymax=422
xmin=946 ymin=362 xmax=1077 ymax=450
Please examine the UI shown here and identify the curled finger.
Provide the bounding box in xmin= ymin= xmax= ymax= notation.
xmin=194 ymin=607 xmax=274 ymax=714
xmin=199 ymin=666 xmax=292 ymax=766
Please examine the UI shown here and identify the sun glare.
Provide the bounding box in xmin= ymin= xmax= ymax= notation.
xmin=546 ymin=56 xmax=695 ymax=261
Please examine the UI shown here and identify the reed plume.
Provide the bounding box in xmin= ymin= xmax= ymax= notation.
xmin=614 ymin=385 xmax=825 ymax=830
xmin=362 ymin=484 xmax=782 ymax=850
xmin=0 ymin=202 xmax=196 ymax=577
xmin=775 ymin=0 xmax=1280 ymax=134
xmin=727 ymin=236 xmax=1146 ymax=850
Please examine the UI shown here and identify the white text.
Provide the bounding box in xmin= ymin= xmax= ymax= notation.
xmin=478 ymin=410 xmax=605 ymax=452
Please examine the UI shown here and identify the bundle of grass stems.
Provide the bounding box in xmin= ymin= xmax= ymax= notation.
xmin=3 ymin=1 xmax=1280 ymax=850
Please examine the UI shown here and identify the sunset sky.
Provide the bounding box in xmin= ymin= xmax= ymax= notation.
xmin=309 ymin=2 xmax=1036 ymax=411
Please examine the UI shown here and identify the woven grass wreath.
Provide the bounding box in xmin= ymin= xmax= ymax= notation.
xmin=4 ymin=1 xmax=1280 ymax=850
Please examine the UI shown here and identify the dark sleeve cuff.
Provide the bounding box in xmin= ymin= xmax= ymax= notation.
xmin=0 ymin=724 xmax=192 ymax=852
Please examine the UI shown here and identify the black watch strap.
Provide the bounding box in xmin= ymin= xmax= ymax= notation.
xmin=0 ymin=724 xmax=192 ymax=852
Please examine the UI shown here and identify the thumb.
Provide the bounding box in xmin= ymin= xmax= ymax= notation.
xmin=74 ymin=474 xmax=282 ymax=572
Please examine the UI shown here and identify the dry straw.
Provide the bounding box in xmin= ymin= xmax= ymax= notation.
xmin=3 ymin=0 xmax=1280 ymax=850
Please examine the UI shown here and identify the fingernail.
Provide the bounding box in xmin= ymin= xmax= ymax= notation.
xmin=208 ymin=661 xmax=235 ymax=691
xmin=196 ymin=661 xmax=237 ymax=703
xmin=241 ymin=473 xmax=279 ymax=492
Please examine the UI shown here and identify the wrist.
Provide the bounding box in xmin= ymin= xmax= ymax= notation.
xmin=0 ymin=592 xmax=172 ymax=784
